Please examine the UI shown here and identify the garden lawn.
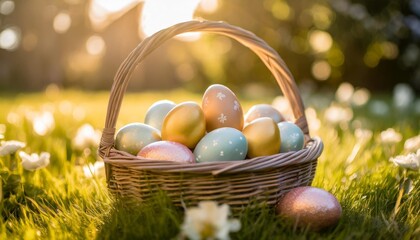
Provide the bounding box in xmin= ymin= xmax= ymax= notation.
xmin=0 ymin=89 xmax=418 ymax=239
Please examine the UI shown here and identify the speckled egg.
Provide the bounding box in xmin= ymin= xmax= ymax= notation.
xmin=276 ymin=186 xmax=342 ymax=231
xmin=144 ymin=100 xmax=176 ymax=130
xmin=194 ymin=127 xmax=248 ymax=162
xmin=242 ymin=117 xmax=281 ymax=158
xmin=278 ymin=122 xmax=304 ymax=152
xmin=115 ymin=123 xmax=161 ymax=155
xmin=244 ymin=104 xmax=284 ymax=124
xmin=161 ymin=101 xmax=206 ymax=149
xmin=202 ymin=84 xmax=244 ymax=132
xmin=137 ymin=141 xmax=195 ymax=163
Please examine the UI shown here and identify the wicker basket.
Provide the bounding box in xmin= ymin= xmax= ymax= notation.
xmin=98 ymin=20 xmax=323 ymax=211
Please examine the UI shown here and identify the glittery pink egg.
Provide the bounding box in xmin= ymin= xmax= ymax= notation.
xmin=137 ymin=141 xmax=195 ymax=163
xmin=276 ymin=186 xmax=342 ymax=231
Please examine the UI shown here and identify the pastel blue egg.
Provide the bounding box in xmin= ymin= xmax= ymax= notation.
xmin=145 ymin=100 xmax=176 ymax=130
xmin=194 ymin=127 xmax=248 ymax=162
xmin=278 ymin=122 xmax=304 ymax=152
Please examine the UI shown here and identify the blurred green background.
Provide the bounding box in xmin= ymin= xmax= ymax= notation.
xmin=0 ymin=0 xmax=419 ymax=95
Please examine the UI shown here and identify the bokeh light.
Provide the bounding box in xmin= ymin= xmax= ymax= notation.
xmin=351 ymin=88 xmax=370 ymax=106
xmin=85 ymin=35 xmax=106 ymax=56
xmin=199 ymin=0 xmax=219 ymax=13
xmin=0 ymin=0 xmax=14 ymax=15
xmin=309 ymin=30 xmax=333 ymax=53
xmin=335 ymin=82 xmax=354 ymax=103
xmin=269 ymin=0 xmax=292 ymax=21
xmin=22 ymin=32 xmax=38 ymax=51
xmin=53 ymin=12 xmax=72 ymax=34
xmin=311 ymin=4 xmax=334 ymax=29
xmin=393 ymin=83 xmax=415 ymax=109
xmin=311 ymin=60 xmax=331 ymax=81
xmin=0 ymin=26 xmax=20 ymax=51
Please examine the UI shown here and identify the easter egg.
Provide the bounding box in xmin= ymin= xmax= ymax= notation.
xmin=115 ymin=123 xmax=161 ymax=155
xmin=137 ymin=141 xmax=195 ymax=163
xmin=202 ymin=84 xmax=244 ymax=132
xmin=242 ymin=117 xmax=281 ymax=158
xmin=244 ymin=104 xmax=284 ymax=124
xmin=194 ymin=127 xmax=248 ymax=162
xmin=144 ymin=100 xmax=176 ymax=130
xmin=276 ymin=186 xmax=342 ymax=231
xmin=161 ymin=101 xmax=206 ymax=149
xmin=278 ymin=122 xmax=304 ymax=152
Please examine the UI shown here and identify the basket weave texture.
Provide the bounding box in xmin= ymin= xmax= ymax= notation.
xmin=98 ymin=20 xmax=323 ymax=210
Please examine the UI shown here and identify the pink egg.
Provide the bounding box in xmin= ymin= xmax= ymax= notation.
xmin=276 ymin=186 xmax=342 ymax=231
xmin=137 ymin=141 xmax=196 ymax=163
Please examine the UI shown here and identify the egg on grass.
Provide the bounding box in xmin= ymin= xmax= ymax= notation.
xmin=276 ymin=186 xmax=342 ymax=231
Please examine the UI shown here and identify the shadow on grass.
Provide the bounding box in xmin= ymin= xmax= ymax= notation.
xmin=96 ymin=192 xmax=183 ymax=240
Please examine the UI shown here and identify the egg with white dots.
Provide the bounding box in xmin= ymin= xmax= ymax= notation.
xmin=202 ymin=84 xmax=244 ymax=132
xmin=193 ymin=127 xmax=248 ymax=162
xmin=278 ymin=121 xmax=304 ymax=152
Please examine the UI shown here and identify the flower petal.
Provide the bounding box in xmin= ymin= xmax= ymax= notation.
xmin=0 ymin=140 xmax=26 ymax=156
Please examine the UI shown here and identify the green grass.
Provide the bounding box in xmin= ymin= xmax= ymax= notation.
xmin=0 ymin=89 xmax=419 ymax=239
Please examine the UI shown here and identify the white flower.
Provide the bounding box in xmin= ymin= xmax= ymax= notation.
xmin=0 ymin=140 xmax=26 ymax=156
xmin=390 ymin=150 xmax=420 ymax=171
xmin=181 ymin=201 xmax=241 ymax=240
xmin=83 ymin=161 xmax=105 ymax=178
xmin=19 ymin=151 xmax=50 ymax=171
xmin=404 ymin=135 xmax=420 ymax=153
xmin=380 ymin=128 xmax=402 ymax=144
xmin=73 ymin=124 xmax=101 ymax=150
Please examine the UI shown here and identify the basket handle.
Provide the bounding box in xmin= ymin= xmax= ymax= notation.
xmin=99 ymin=20 xmax=309 ymax=157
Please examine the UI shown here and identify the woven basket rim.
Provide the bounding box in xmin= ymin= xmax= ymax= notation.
xmin=103 ymin=137 xmax=322 ymax=176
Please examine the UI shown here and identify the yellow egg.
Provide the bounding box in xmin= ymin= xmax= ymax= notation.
xmin=242 ymin=117 xmax=281 ymax=158
xmin=202 ymin=84 xmax=244 ymax=132
xmin=161 ymin=101 xmax=206 ymax=149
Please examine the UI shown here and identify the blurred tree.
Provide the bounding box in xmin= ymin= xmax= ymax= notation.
xmin=0 ymin=0 xmax=418 ymax=93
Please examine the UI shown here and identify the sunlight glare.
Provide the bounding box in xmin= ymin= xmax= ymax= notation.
xmin=33 ymin=112 xmax=55 ymax=136
xmin=89 ymin=0 xmax=140 ymax=30
xmin=199 ymin=0 xmax=218 ymax=13
xmin=140 ymin=0 xmax=201 ymax=40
